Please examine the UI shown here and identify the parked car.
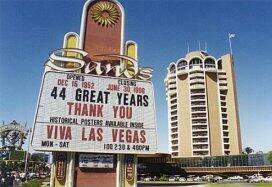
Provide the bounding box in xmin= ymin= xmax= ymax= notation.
xmin=169 ymin=176 xmax=176 ymax=182
xmin=250 ymin=177 xmax=264 ymax=183
xmin=186 ymin=177 xmax=194 ymax=182
xmin=264 ymin=176 xmax=272 ymax=183
xmin=173 ymin=175 xmax=181 ymax=181
xmin=248 ymin=174 xmax=262 ymax=179
xmin=28 ymin=173 xmax=36 ymax=179
xmin=193 ymin=176 xmax=202 ymax=181
xmin=228 ymin=175 xmax=243 ymax=180
xmin=144 ymin=177 xmax=152 ymax=182
xmin=213 ymin=176 xmax=223 ymax=182
xmin=248 ymin=173 xmax=264 ymax=183
xmin=214 ymin=176 xmax=223 ymax=180
xmin=202 ymin=175 xmax=213 ymax=181
xmin=250 ymin=176 xmax=264 ymax=183
xmin=179 ymin=177 xmax=186 ymax=182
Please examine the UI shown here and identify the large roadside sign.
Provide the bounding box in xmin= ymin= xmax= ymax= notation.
xmin=31 ymin=71 xmax=157 ymax=154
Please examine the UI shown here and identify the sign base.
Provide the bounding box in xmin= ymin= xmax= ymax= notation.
xmin=50 ymin=152 xmax=137 ymax=187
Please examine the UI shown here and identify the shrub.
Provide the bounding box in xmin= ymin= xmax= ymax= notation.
xmin=159 ymin=174 xmax=168 ymax=181
xmin=22 ymin=179 xmax=42 ymax=187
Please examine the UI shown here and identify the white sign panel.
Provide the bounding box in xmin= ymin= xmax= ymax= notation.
xmin=79 ymin=154 xmax=114 ymax=168
xmin=31 ymin=71 xmax=157 ymax=154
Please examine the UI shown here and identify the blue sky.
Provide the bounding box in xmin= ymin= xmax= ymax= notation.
xmin=0 ymin=0 xmax=271 ymax=153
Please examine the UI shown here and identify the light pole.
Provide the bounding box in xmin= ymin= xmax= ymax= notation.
xmin=24 ymin=128 xmax=31 ymax=176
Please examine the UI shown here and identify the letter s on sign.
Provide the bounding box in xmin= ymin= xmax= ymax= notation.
xmin=138 ymin=68 xmax=153 ymax=80
xmin=46 ymin=48 xmax=88 ymax=72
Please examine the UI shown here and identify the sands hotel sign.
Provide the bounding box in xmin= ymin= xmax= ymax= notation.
xmin=31 ymin=0 xmax=158 ymax=154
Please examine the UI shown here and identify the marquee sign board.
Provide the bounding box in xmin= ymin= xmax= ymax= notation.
xmin=79 ymin=154 xmax=114 ymax=168
xmin=31 ymin=71 xmax=157 ymax=154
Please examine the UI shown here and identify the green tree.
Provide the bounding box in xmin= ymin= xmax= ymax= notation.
xmin=267 ymin=151 xmax=272 ymax=164
xmin=30 ymin=154 xmax=44 ymax=162
xmin=10 ymin=150 xmax=25 ymax=160
xmin=0 ymin=161 xmax=8 ymax=174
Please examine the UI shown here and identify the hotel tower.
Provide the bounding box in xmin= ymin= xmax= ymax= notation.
xmin=165 ymin=51 xmax=242 ymax=158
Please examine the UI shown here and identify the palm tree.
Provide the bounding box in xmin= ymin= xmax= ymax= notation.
xmin=244 ymin=147 xmax=254 ymax=154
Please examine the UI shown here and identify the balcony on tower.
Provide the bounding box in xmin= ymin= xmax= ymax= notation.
xmin=176 ymin=59 xmax=188 ymax=75
xmin=193 ymin=150 xmax=209 ymax=156
xmin=190 ymin=83 xmax=205 ymax=90
xmin=204 ymin=57 xmax=217 ymax=72
xmin=193 ymin=137 xmax=208 ymax=144
xmin=191 ymin=100 xmax=206 ymax=107
xmin=192 ymin=131 xmax=208 ymax=138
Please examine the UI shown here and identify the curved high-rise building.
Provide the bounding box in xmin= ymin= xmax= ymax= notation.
xmin=165 ymin=51 xmax=242 ymax=158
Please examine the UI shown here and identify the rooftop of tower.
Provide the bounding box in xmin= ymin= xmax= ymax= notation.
xmin=185 ymin=50 xmax=209 ymax=61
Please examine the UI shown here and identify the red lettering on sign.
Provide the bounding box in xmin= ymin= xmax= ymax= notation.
xmin=140 ymin=130 xmax=146 ymax=143
xmin=97 ymin=128 xmax=103 ymax=141
xmin=112 ymin=129 xmax=118 ymax=142
xmin=89 ymin=128 xmax=96 ymax=141
xmin=113 ymin=106 xmax=118 ymax=118
xmin=54 ymin=126 xmax=58 ymax=139
xmin=106 ymin=84 xmax=120 ymax=91
xmin=112 ymin=106 xmax=132 ymax=119
xmin=47 ymin=125 xmax=54 ymax=139
xmin=57 ymin=79 xmax=68 ymax=86
xmin=67 ymin=102 xmax=73 ymax=115
xmin=67 ymin=102 xmax=104 ymax=117
xmin=119 ymin=129 xmax=125 ymax=142
xmin=97 ymin=105 xmax=103 ymax=117
xmin=126 ymin=129 xmax=132 ymax=143
xmin=111 ymin=129 xmax=146 ymax=143
xmin=60 ymin=126 xmax=66 ymax=139
xmin=82 ymin=127 xmax=87 ymax=141
xmin=47 ymin=125 xmax=72 ymax=140
xmin=133 ymin=130 xmax=139 ymax=143
xmin=81 ymin=127 xmax=104 ymax=141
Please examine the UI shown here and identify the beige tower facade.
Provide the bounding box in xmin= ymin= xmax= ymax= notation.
xmin=165 ymin=51 xmax=242 ymax=158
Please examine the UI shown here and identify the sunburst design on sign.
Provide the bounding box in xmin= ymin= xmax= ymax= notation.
xmin=90 ymin=1 xmax=120 ymax=27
